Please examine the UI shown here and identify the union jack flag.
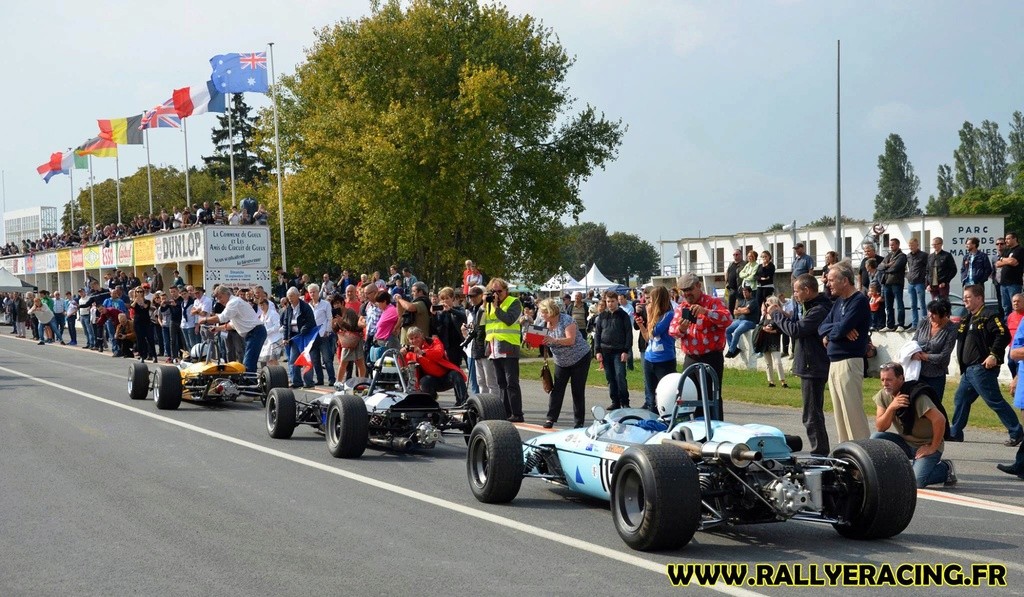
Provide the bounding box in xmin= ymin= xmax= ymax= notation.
xmin=239 ymin=52 xmax=267 ymax=70
xmin=140 ymin=98 xmax=181 ymax=130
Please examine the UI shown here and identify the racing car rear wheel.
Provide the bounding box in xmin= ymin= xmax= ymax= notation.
xmin=266 ymin=388 xmax=297 ymax=439
xmin=326 ymin=394 xmax=368 ymax=458
xmin=128 ymin=362 xmax=150 ymax=401
xmin=611 ymin=444 xmax=700 ymax=551
xmin=153 ymin=365 xmax=183 ymax=410
xmin=829 ymin=439 xmax=917 ymax=540
xmin=467 ymin=420 xmax=523 ymax=503
xmin=259 ymin=365 xmax=289 ymax=407
xmin=463 ymin=394 xmax=506 ymax=444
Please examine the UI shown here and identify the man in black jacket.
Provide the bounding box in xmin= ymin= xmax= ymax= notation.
xmin=594 ymin=291 xmax=634 ymax=409
xmin=768 ymin=274 xmax=832 ymax=456
xmin=948 ymin=284 xmax=1023 ymax=446
xmin=877 ymin=238 xmax=908 ymax=331
xmin=282 ymin=286 xmax=317 ymax=388
xmin=725 ymin=249 xmax=743 ymax=314
xmin=926 ymin=237 xmax=958 ymax=300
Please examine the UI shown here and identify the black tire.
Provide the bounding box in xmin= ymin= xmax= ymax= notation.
xmin=611 ymin=444 xmax=701 ymax=551
xmin=326 ymin=394 xmax=368 ymax=458
xmin=829 ymin=439 xmax=917 ymax=540
xmin=260 ymin=365 xmax=289 ymax=407
xmin=466 ymin=420 xmax=523 ymax=503
xmin=266 ymin=388 xmax=297 ymax=439
xmin=128 ymin=362 xmax=149 ymax=401
xmin=153 ymin=365 xmax=182 ymax=410
xmin=463 ymin=393 xmax=507 ymax=444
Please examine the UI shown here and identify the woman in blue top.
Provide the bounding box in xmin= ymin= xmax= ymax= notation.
xmin=537 ymin=298 xmax=592 ymax=428
xmin=636 ymin=287 xmax=676 ymax=413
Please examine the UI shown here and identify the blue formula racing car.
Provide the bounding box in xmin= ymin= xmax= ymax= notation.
xmin=466 ymin=364 xmax=917 ymax=551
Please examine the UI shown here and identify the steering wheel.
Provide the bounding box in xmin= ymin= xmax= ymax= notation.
xmin=616 ymin=415 xmax=645 ymax=424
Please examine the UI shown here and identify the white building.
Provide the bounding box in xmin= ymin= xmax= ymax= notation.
xmin=660 ymin=214 xmax=1005 ymax=299
xmin=4 ymin=206 xmax=58 ymax=248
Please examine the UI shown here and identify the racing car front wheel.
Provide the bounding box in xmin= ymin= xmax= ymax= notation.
xmin=259 ymin=365 xmax=289 ymax=407
xmin=153 ymin=365 xmax=182 ymax=410
xmin=326 ymin=394 xmax=368 ymax=458
xmin=829 ymin=439 xmax=917 ymax=540
xmin=611 ymin=444 xmax=700 ymax=551
xmin=467 ymin=420 xmax=523 ymax=503
xmin=463 ymin=394 xmax=506 ymax=444
xmin=266 ymin=388 xmax=297 ymax=439
xmin=128 ymin=362 xmax=150 ymax=401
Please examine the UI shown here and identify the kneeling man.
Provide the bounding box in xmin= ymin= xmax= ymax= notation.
xmin=401 ymin=326 xmax=468 ymax=406
xmin=872 ymin=362 xmax=957 ymax=488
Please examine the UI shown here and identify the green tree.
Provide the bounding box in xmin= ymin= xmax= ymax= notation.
xmin=977 ymin=119 xmax=1008 ymax=189
xmin=948 ymin=187 xmax=1024 ymax=238
xmin=953 ymin=121 xmax=981 ymax=194
xmin=925 ymin=163 xmax=954 ymax=216
xmin=806 ymin=214 xmax=865 ymax=228
xmin=203 ymin=94 xmax=266 ymax=186
xmin=606 ymin=232 xmax=658 ymax=284
xmin=62 ymin=166 xmax=225 ymax=232
xmin=765 ymin=222 xmax=784 ymax=232
xmin=1008 ymin=110 xmax=1024 ymax=192
xmin=262 ymin=0 xmax=624 ymax=286
xmin=874 ymin=133 xmax=921 ymax=219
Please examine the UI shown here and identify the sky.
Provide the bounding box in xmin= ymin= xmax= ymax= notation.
xmin=3 ymin=0 xmax=1024 ymax=256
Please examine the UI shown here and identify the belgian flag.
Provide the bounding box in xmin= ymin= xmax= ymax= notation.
xmin=97 ymin=114 xmax=144 ymax=145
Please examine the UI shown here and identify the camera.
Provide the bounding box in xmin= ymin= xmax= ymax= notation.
xmin=485 ymin=292 xmax=495 ymax=304
xmin=680 ymin=307 xmax=694 ymax=322
xmin=431 ymin=304 xmax=444 ymax=312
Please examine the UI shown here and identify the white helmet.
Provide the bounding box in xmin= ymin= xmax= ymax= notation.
xmin=655 ymin=373 xmax=698 ymax=417
xmin=189 ymin=343 xmax=208 ymax=361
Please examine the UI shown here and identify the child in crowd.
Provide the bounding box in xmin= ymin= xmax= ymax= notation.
xmin=868 ymin=283 xmax=884 ymax=331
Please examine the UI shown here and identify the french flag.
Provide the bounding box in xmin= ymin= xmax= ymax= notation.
xmin=291 ymin=327 xmax=319 ymax=373
xmin=172 ymin=80 xmax=226 ymax=118
xmin=36 ymin=152 xmax=66 ymax=183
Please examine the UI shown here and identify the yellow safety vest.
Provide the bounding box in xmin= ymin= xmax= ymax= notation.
xmin=484 ymin=295 xmax=522 ymax=345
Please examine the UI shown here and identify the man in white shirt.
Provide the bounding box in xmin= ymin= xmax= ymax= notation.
xmin=307 ymin=283 xmax=335 ymax=386
xmin=200 ymin=286 xmax=267 ymax=372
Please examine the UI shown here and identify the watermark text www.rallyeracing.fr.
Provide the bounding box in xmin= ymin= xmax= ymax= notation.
xmin=666 ymin=563 xmax=1007 ymax=588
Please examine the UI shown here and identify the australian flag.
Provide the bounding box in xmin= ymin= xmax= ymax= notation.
xmin=140 ymin=98 xmax=181 ymax=130
xmin=210 ymin=52 xmax=269 ymax=94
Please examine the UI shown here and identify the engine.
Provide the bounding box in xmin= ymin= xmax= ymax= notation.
xmin=763 ymin=476 xmax=814 ymax=517
xmin=208 ymin=378 xmax=241 ymax=400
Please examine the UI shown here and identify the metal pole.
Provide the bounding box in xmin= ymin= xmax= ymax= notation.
xmin=835 ymin=40 xmax=842 ymax=259
xmin=183 ymin=118 xmax=191 ymax=207
xmin=115 ymin=153 xmax=122 ymax=224
xmin=1 ymin=169 xmax=6 ymax=246
xmin=227 ymin=93 xmax=237 ymax=207
xmin=145 ymin=126 xmax=154 ymax=214
xmin=88 ymin=156 xmax=96 ymax=229
xmin=69 ymin=164 xmax=75 ymax=232
xmin=269 ymin=42 xmax=287 ymax=270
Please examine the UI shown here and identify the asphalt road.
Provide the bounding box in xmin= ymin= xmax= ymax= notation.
xmin=1 ymin=333 xmax=1023 ymax=596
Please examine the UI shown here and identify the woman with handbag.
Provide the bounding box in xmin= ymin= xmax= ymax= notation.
xmin=334 ymin=306 xmax=366 ymax=383
xmin=758 ymin=297 xmax=789 ymax=388
xmin=537 ymin=298 xmax=592 ymax=429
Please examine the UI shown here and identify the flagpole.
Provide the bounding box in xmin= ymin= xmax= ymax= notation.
xmin=88 ymin=155 xmax=96 ymax=230
xmin=268 ymin=41 xmax=287 ymax=270
xmin=69 ymin=162 xmax=75 ymax=232
xmin=145 ymin=126 xmax=154 ymax=214
xmin=183 ymin=118 xmax=191 ymax=207
xmin=115 ymin=152 xmax=122 ymax=224
xmin=227 ymin=93 xmax=237 ymax=207
xmin=1 ymin=170 xmax=6 ymax=246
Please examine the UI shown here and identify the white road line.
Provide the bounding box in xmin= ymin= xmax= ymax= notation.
xmin=0 ymin=363 xmax=761 ymax=597
xmin=906 ymin=544 xmax=1024 ymax=575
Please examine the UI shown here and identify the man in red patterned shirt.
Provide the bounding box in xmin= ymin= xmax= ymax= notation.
xmin=669 ymin=273 xmax=732 ymax=402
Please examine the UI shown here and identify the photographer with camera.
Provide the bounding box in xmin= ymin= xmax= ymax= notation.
xmin=400 ymin=327 xmax=469 ymax=406
xmin=669 ymin=272 xmax=732 ymax=412
xmin=462 ymin=285 xmax=494 ymax=395
xmin=484 ymin=278 xmax=525 ymax=422
xmin=430 ymin=286 xmax=467 ymax=368
xmin=396 ymin=281 xmax=431 ymax=345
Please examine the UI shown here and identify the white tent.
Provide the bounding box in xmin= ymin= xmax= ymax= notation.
xmin=580 ymin=264 xmax=618 ymax=291
xmin=0 ymin=267 xmax=35 ymax=293
xmin=539 ymin=272 xmax=579 ymax=292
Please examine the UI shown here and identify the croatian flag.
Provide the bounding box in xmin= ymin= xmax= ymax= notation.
xmin=291 ymin=327 xmax=319 ymax=373
xmin=172 ymin=81 xmax=226 ymax=118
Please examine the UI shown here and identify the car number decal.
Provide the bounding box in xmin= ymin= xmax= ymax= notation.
xmin=598 ymin=458 xmax=616 ymax=493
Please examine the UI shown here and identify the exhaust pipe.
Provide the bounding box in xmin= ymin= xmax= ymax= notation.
xmin=662 ymin=439 xmax=762 ymax=468
xmin=369 ymin=437 xmax=414 ymax=451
